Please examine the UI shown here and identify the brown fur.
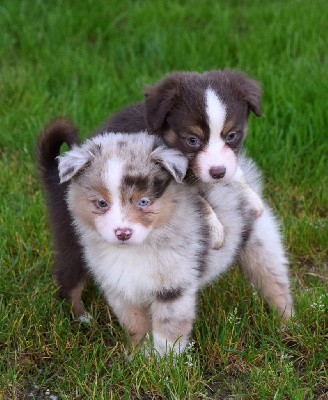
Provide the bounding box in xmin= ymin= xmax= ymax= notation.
xmin=69 ymin=280 xmax=87 ymax=317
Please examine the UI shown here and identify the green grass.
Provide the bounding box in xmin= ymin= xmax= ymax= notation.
xmin=1 ymin=0 xmax=327 ymax=398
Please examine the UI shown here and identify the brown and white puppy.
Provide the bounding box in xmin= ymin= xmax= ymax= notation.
xmin=146 ymin=70 xmax=261 ymax=184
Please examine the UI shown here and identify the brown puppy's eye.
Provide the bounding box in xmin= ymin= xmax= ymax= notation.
xmin=185 ymin=136 xmax=201 ymax=147
xmin=226 ymin=131 xmax=238 ymax=143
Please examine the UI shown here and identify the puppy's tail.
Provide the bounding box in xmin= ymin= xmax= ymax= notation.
xmin=37 ymin=119 xmax=87 ymax=308
xmin=37 ymin=118 xmax=79 ymax=176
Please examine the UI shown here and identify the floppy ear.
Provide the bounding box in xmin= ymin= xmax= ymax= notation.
xmin=228 ymin=70 xmax=263 ymax=117
xmin=57 ymin=142 xmax=99 ymax=183
xmin=144 ymin=73 xmax=182 ymax=133
xmin=150 ymin=146 xmax=188 ymax=183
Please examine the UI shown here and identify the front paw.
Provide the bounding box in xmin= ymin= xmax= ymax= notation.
xmin=210 ymin=220 xmax=225 ymax=250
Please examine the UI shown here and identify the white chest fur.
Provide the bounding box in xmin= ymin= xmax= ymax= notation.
xmin=80 ymin=226 xmax=200 ymax=306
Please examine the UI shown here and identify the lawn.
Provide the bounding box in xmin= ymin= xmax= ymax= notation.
xmin=0 ymin=0 xmax=327 ymax=399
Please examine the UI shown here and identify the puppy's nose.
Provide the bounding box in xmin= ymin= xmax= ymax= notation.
xmin=209 ymin=166 xmax=226 ymax=179
xmin=115 ymin=228 xmax=133 ymax=241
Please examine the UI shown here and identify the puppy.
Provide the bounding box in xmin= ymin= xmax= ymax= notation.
xmin=49 ymin=129 xmax=262 ymax=355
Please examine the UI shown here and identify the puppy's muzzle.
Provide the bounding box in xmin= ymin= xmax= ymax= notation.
xmin=209 ymin=166 xmax=226 ymax=179
xmin=115 ymin=228 xmax=133 ymax=241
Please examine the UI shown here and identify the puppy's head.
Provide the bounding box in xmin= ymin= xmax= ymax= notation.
xmin=58 ymin=133 xmax=188 ymax=245
xmin=144 ymin=69 xmax=262 ymax=183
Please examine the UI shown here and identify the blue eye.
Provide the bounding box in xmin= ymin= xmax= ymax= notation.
xmin=138 ymin=198 xmax=151 ymax=207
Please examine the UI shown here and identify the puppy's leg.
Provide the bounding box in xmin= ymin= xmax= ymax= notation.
xmin=233 ymin=167 xmax=264 ymax=217
xmin=239 ymin=207 xmax=293 ymax=320
xmin=55 ymin=260 xmax=89 ymax=321
xmin=106 ymin=294 xmax=151 ymax=347
xmin=151 ymin=289 xmax=197 ymax=355
xmin=44 ymin=177 xmax=90 ymax=320
xmin=199 ymin=197 xmax=225 ymax=250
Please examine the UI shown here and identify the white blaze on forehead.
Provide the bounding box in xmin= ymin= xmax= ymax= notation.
xmin=195 ymin=88 xmax=237 ymax=182
xmin=205 ymin=88 xmax=227 ymax=135
xmin=103 ymin=156 xmax=124 ymax=197
xmin=204 ymin=87 xmax=227 ymax=166
xmin=97 ymin=157 xmax=125 ymax=232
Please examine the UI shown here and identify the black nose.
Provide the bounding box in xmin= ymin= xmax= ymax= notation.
xmin=115 ymin=228 xmax=133 ymax=241
xmin=209 ymin=166 xmax=226 ymax=179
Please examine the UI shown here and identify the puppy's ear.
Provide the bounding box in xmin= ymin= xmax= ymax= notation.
xmin=144 ymin=73 xmax=182 ymax=133
xmin=229 ymin=71 xmax=263 ymax=117
xmin=150 ymin=146 xmax=188 ymax=183
xmin=57 ymin=142 xmax=99 ymax=183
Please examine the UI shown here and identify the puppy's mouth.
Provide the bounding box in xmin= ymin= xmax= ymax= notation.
xmin=113 ymin=237 xmax=136 ymax=245
xmin=112 ymin=236 xmax=148 ymax=246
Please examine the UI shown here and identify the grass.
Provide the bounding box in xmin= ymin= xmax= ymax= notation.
xmin=0 ymin=0 xmax=327 ymax=398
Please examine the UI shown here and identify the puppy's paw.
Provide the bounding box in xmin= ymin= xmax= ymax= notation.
xmin=210 ymin=221 xmax=225 ymax=250
xmin=246 ymin=188 xmax=264 ymax=217
xmin=233 ymin=169 xmax=264 ymax=218
xmin=201 ymin=197 xmax=225 ymax=249
xmin=252 ymin=198 xmax=264 ymax=217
